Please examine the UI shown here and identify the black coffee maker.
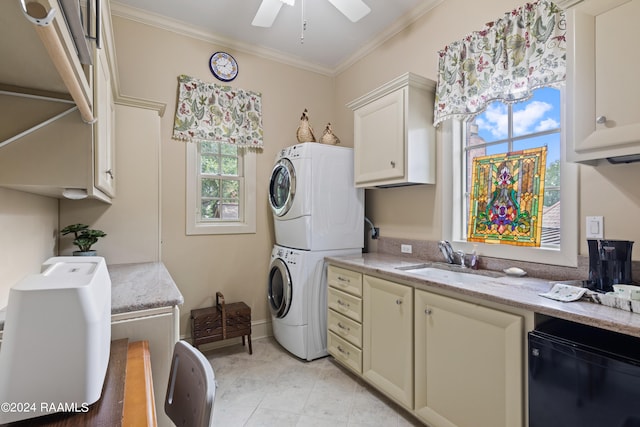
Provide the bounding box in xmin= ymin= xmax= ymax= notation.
xmin=587 ymin=239 xmax=634 ymax=292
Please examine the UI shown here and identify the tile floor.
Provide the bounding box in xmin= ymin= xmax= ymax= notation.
xmin=202 ymin=337 xmax=424 ymax=426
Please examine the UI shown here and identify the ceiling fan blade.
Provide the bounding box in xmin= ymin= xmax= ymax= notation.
xmin=251 ymin=0 xmax=284 ymax=27
xmin=327 ymin=0 xmax=371 ymax=22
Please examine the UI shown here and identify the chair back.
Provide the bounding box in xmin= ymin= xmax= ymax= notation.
xmin=165 ymin=341 xmax=215 ymax=427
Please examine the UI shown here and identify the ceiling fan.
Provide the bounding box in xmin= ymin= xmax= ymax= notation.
xmin=251 ymin=0 xmax=371 ymax=27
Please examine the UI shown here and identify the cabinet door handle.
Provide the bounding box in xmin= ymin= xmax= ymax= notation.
xmin=337 ymin=322 xmax=350 ymax=331
xmin=337 ymin=345 xmax=350 ymax=356
xmin=425 ymin=308 xmax=432 ymax=315
xmin=106 ymin=169 xmax=114 ymax=179
xmin=390 ymin=160 xmax=396 ymax=168
xmin=396 ymin=299 xmax=403 ymax=305
xmin=336 ymin=299 xmax=350 ymax=308
xmin=596 ymin=115 xmax=607 ymax=124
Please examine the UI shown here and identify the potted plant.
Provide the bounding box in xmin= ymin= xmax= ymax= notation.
xmin=61 ymin=223 xmax=107 ymax=256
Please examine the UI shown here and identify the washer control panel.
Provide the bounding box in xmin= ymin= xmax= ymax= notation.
xmin=277 ymin=143 xmax=305 ymax=160
xmin=273 ymin=246 xmax=299 ymax=266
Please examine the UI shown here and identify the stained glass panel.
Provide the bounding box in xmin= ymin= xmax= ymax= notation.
xmin=467 ymin=147 xmax=547 ymax=246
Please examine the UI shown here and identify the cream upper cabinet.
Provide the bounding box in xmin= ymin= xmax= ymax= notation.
xmin=347 ymin=73 xmax=436 ymax=188
xmin=414 ymin=290 xmax=523 ymax=427
xmin=93 ymin=41 xmax=115 ymax=197
xmin=567 ymin=0 xmax=640 ymax=163
xmin=0 ymin=0 xmax=117 ymax=202
xmin=362 ymin=275 xmax=413 ymax=409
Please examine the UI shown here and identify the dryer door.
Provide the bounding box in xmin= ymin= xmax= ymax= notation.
xmin=268 ymin=257 xmax=292 ymax=318
xmin=269 ymin=158 xmax=296 ymax=217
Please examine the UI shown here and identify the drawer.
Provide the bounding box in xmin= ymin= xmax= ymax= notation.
xmin=328 ymin=331 xmax=362 ymax=374
xmin=328 ymin=287 xmax=362 ymax=323
xmin=328 ymin=309 xmax=362 ymax=348
xmin=328 ymin=265 xmax=362 ymax=297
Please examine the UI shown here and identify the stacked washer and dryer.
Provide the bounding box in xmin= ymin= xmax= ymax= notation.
xmin=267 ymin=142 xmax=363 ymax=361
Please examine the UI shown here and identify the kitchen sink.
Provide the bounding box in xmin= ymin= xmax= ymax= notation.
xmin=396 ymin=262 xmax=504 ymax=279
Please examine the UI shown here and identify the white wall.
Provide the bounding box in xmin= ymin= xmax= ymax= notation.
xmin=0 ymin=188 xmax=57 ymax=307
xmin=59 ymin=104 xmax=162 ymax=265
xmin=111 ymin=16 xmax=336 ymax=336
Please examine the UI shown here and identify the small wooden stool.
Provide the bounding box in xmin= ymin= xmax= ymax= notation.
xmin=191 ymin=292 xmax=252 ymax=354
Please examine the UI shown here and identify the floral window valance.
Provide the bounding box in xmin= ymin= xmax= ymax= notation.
xmin=173 ymin=74 xmax=263 ymax=148
xmin=433 ymin=0 xmax=566 ymax=127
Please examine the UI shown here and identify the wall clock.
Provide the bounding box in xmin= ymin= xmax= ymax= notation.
xmin=209 ymin=52 xmax=238 ymax=82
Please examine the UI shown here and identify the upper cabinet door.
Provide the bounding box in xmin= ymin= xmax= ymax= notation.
xmin=353 ymin=88 xmax=406 ymax=185
xmin=94 ymin=43 xmax=116 ymax=198
xmin=347 ymin=73 xmax=436 ymax=188
xmin=567 ymin=0 xmax=640 ymax=163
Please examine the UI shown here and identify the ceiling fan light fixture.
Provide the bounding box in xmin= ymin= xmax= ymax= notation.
xmin=252 ymin=0 xmax=284 ymax=27
xmin=252 ymin=0 xmax=370 ymax=28
xmin=327 ymin=0 xmax=371 ymax=22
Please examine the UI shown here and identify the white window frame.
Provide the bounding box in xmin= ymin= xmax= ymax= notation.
xmin=186 ymin=143 xmax=256 ymax=235
xmin=441 ymin=89 xmax=579 ymax=267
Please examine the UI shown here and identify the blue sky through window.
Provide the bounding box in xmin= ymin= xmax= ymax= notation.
xmin=475 ymin=87 xmax=561 ymax=163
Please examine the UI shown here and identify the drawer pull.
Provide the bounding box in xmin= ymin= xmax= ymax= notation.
xmin=337 ymin=345 xmax=350 ymax=356
xmin=337 ymin=276 xmax=351 ymax=283
xmin=337 ymin=322 xmax=350 ymax=331
xmin=337 ymin=299 xmax=350 ymax=308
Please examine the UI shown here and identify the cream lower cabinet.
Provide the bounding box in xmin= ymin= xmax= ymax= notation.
xmin=414 ymin=290 xmax=523 ymax=427
xmin=362 ymin=275 xmax=413 ymax=409
xmin=327 ymin=266 xmax=364 ymax=374
xmin=327 ymin=264 xmax=525 ymax=426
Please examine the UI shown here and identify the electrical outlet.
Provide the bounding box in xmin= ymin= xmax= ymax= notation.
xmin=401 ymin=244 xmax=412 ymax=254
xmin=586 ymin=216 xmax=604 ymax=239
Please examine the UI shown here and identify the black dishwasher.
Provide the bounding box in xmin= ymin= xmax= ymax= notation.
xmin=529 ymin=318 xmax=640 ymax=427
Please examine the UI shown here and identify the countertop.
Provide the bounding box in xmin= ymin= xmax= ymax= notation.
xmin=0 ymin=262 xmax=183 ymax=331
xmin=108 ymin=262 xmax=184 ymax=314
xmin=326 ymin=253 xmax=640 ymax=338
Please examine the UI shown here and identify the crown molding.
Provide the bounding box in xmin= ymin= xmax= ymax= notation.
xmin=334 ymin=0 xmax=444 ymax=74
xmin=111 ymin=1 xmax=445 ymax=77
xmin=110 ymin=2 xmax=335 ymax=76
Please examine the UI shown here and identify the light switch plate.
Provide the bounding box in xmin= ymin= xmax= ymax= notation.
xmin=586 ymin=216 xmax=604 ymax=239
xmin=401 ymin=244 xmax=412 ymax=254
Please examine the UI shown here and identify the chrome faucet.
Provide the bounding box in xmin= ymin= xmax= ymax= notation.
xmin=438 ymin=241 xmax=455 ymax=264
xmin=457 ymin=250 xmax=467 ymax=268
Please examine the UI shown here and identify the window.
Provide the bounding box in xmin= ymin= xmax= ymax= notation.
xmin=445 ymin=87 xmax=578 ymax=266
xmin=186 ymin=142 xmax=256 ymax=235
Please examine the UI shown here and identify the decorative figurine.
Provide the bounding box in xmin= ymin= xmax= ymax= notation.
xmin=321 ymin=122 xmax=340 ymax=145
xmin=296 ymin=108 xmax=316 ymax=143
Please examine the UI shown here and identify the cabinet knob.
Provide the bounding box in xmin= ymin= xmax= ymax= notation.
xmin=396 ymin=299 xmax=402 ymax=305
xmin=425 ymin=308 xmax=432 ymax=315
xmin=106 ymin=169 xmax=114 ymax=179
xmin=596 ymin=115 xmax=607 ymax=124
xmin=390 ymin=160 xmax=396 ymax=168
